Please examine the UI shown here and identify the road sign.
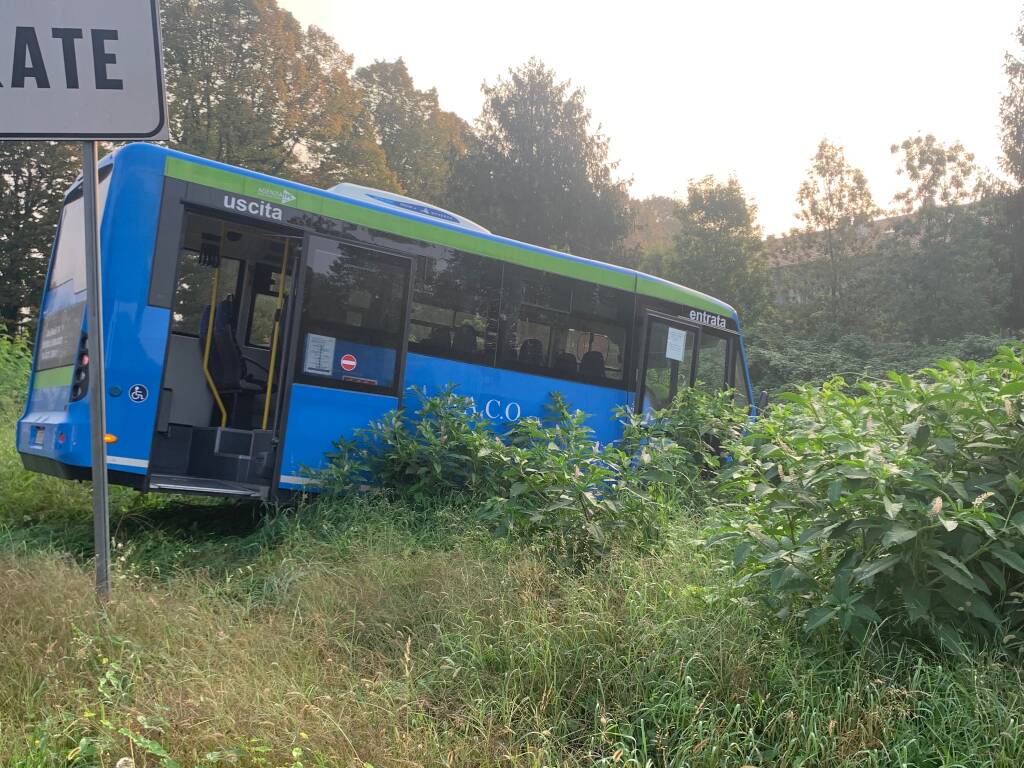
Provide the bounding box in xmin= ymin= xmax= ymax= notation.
xmin=1 ymin=2 xmax=170 ymax=602
xmin=0 ymin=0 xmax=168 ymax=140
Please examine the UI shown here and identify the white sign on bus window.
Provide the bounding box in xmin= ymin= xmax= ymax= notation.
xmin=665 ymin=326 xmax=687 ymax=362
xmin=0 ymin=0 xmax=168 ymax=140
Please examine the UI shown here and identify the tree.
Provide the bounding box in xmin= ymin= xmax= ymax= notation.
xmin=449 ymin=59 xmax=632 ymax=262
xmin=0 ymin=142 xmax=79 ymax=334
xmin=652 ymin=177 xmax=767 ymax=320
xmin=795 ymin=139 xmax=879 ymax=331
xmin=161 ymin=0 xmax=397 ymax=189
xmin=891 ymin=134 xmax=987 ymax=213
xmin=999 ymin=10 xmax=1024 ymax=330
xmin=880 ymin=135 xmax=1010 ymax=341
xmin=355 ymin=59 xmax=470 ymax=203
xmin=624 ymin=196 xmax=682 ymax=271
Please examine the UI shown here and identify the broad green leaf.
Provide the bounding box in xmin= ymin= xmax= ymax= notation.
xmin=883 ymin=497 xmax=903 ymax=518
xmin=967 ymin=595 xmax=1002 ymax=627
xmin=881 ymin=524 xmax=917 ymax=548
xmin=853 ymin=555 xmax=901 ymax=582
xmin=902 ymin=581 xmax=930 ymax=622
xmin=804 ymin=606 xmax=836 ymax=633
xmin=980 ymin=560 xmax=1007 ymax=591
xmin=851 ymin=601 xmax=882 ymax=623
xmin=931 ymin=558 xmax=987 ymax=594
xmin=827 ymin=480 xmax=843 ymax=504
xmin=1007 ymin=472 xmax=1023 ymax=496
xmin=838 ymin=466 xmax=872 ymax=479
xmin=939 ymin=518 xmax=958 ymax=532
xmin=998 ymin=381 xmax=1024 ymax=396
xmin=991 ymin=546 xmax=1024 ymax=574
xmin=934 ymin=622 xmax=966 ymax=652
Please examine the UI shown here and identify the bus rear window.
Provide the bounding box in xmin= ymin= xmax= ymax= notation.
xmin=36 ymin=175 xmax=111 ymax=373
xmin=47 ymin=173 xmax=111 ymax=296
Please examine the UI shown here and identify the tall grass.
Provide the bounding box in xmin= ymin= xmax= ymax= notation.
xmin=2 ymin=502 xmax=1024 ymax=766
xmin=3 ymin=338 xmax=1024 ymax=766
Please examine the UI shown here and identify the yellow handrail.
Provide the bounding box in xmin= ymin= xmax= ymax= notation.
xmin=261 ymin=239 xmax=290 ymax=430
xmin=201 ymin=233 xmax=229 ymax=428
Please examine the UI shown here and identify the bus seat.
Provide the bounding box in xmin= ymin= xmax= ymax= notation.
xmin=452 ymin=323 xmax=478 ymax=355
xmin=554 ymin=352 xmax=578 ymax=374
xmin=580 ymin=350 xmax=605 ymax=379
xmin=518 ymin=338 xmax=544 ymax=366
xmin=199 ymin=296 xmax=266 ymax=393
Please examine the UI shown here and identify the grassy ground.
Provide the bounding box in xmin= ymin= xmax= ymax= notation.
xmin=4 ymin=502 xmax=1024 ymax=768
xmin=4 ymin=342 xmax=1024 ymax=766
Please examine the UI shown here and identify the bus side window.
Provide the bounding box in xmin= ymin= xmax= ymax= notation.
xmin=408 ymin=249 xmax=500 ymax=363
xmin=498 ymin=267 xmax=632 ymax=387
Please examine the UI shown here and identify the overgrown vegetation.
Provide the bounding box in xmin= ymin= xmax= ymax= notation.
xmin=716 ymin=346 xmax=1024 ymax=650
xmin=4 ymin=340 xmax=1024 ymax=766
xmin=320 ymin=386 xmax=740 ymax=566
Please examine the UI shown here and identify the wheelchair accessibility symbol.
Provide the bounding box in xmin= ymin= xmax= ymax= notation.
xmin=128 ymin=384 xmax=149 ymax=403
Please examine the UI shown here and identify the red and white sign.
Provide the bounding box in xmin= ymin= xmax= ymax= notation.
xmin=340 ymin=353 xmax=357 ymax=372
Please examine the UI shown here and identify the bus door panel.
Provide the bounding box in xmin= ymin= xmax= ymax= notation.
xmin=636 ymin=314 xmax=700 ymax=413
xmin=277 ymin=235 xmax=413 ymax=489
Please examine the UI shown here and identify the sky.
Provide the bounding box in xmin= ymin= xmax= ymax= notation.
xmin=279 ymin=0 xmax=1021 ymax=235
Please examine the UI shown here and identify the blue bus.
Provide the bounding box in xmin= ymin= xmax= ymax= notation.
xmin=17 ymin=143 xmax=753 ymax=499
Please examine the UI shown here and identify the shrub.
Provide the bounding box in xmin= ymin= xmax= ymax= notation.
xmin=715 ymin=345 xmax=1024 ymax=650
xmin=0 ymin=336 xmax=31 ymax=413
xmin=321 ymin=386 xmax=746 ymax=566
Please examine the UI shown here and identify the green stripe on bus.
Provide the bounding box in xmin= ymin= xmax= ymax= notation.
xmin=33 ymin=366 xmax=74 ymax=389
xmin=165 ymin=157 xmax=732 ymax=315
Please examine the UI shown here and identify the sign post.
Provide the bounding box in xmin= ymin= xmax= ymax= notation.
xmin=0 ymin=1 xmax=168 ymax=601
xmin=82 ymin=140 xmax=112 ymax=600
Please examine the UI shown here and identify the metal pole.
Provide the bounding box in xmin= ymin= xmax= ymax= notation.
xmin=82 ymin=141 xmax=111 ymax=602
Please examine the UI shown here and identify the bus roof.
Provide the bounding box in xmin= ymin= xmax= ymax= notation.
xmin=118 ymin=143 xmax=738 ymax=319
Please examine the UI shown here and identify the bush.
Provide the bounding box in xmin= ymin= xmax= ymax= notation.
xmin=746 ymin=327 xmax=1016 ymax=393
xmin=0 ymin=336 xmax=30 ymax=413
xmin=321 ymin=386 xmax=746 ymax=566
xmin=715 ymin=344 xmax=1024 ymax=650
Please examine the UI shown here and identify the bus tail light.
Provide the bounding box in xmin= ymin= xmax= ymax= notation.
xmin=70 ymin=332 xmax=90 ymax=402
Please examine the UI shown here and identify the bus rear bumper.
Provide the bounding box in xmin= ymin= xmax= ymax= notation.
xmin=16 ymin=412 xmax=148 ymax=490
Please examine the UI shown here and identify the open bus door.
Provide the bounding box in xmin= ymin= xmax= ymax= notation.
xmin=273 ymin=234 xmax=414 ymax=492
xmin=148 ymin=212 xmax=301 ymax=497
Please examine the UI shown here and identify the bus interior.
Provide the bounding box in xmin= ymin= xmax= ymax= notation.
xmin=148 ymin=211 xmax=299 ymax=496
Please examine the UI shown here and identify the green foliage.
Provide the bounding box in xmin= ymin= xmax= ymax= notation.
xmin=0 ymin=141 xmax=79 ymax=333
xmin=448 ymin=58 xmax=633 ymax=263
xmin=355 ymin=58 xmax=470 ymax=203
xmin=794 ymin=138 xmax=879 ymax=333
xmin=1001 ymin=10 xmax=1024 ymax=187
xmin=747 ymin=327 xmax=1014 ymax=393
xmin=645 ymin=175 xmax=768 ymax=322
xmin=161 ymin=0 xmax=398 ymax=190
xmin=716 ymin=345 xmax=1024 ymax=649
xmin=322 ymin=386 xmax=743 ymax=566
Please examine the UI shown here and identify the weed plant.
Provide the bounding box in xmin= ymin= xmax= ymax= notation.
xmin=321 ymin=386 xmax=744 ymax=567
xmin=716 ymin=344 xmax=1024 ymax=649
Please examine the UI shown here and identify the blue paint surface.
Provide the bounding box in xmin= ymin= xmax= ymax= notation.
xmin=19 ymin=144 xmax=168 ymax=475
xmin=403 ymin=353 xmax=628 ymax=444
xmin=278 ymin=384 xmax=399 ymax=486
